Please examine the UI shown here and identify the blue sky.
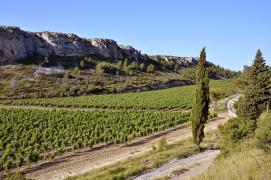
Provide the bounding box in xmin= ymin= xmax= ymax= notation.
xmin=1 ymin=0 xmax=270 ymax=70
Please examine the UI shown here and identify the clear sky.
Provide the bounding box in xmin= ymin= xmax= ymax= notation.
xmin=1 ymin=0 xmax=270 ymax=70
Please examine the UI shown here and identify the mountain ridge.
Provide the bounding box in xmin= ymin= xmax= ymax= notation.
xmin=0 ymin=26 xmax=198 ymax=67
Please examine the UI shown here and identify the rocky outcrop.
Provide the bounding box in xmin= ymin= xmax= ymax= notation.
xmin=0 ymin=26 xmax=197 ymax=66
xmin=149 ymin=55 xmax=199 ymax=66
xmin=0 ymin=26 xmax=142 ymax=64
xmin=0 ymin=26 xmax=53 ymax=63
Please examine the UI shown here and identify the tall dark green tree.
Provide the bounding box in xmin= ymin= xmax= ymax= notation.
xmin=191 ymin=47 xmax=210 ymax=145
xmin=241 ymin=50 xmax=271 ymax=120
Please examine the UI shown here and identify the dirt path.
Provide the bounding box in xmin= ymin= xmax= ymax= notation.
xmin=3 ymin=94 xmax=238 ymax=180
xmin=24 ymin=116 xmax=227 ymax=180
xmin=133 ymin=94 xmax=240 ymax=180
xmin=133 ymin=150 xmax=220 ymax=180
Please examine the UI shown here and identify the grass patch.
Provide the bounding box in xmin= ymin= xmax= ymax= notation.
xmin=66 ymin=138 xmax=199 ymax=180
xmin=193 ymin=140 xmax=271 ymax=180
xmin=66 ymin=131 xmax=219 ymax=180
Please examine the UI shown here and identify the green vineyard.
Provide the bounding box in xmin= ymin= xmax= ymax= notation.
xmin=0 ymin=79 xmax=235 ymax=110
xmin=0 ymin=108 xmax=190 ymax=171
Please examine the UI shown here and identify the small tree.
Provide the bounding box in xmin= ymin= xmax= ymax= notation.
xmin=139 ymin=63 xmax=146 ymax=71
xmin=146 ymin=64 xmax=155 ymax=73
xmin=79 ymin=60 xmax=86 ymax=69
xmin=210 ymin=88 xmax=225 ymax=112
xmin=191 ymin=47 xmax=210 ymax=146
xmin=242 ymin=50 xmax=271 ymax=120
xmin=158 ymin=137 xmax=167 ymax=151
xmin=73 ymin=66 xmax=80 ymax=78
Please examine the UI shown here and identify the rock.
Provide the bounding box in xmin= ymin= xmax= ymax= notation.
xmin=149 ymin=55 xmax=199 ymax=66
xmin=0 ymin=26 xmax=53 ymax=63
xmin=0 ymin=26 xmax=142 ymax=64
xmin=0 ymin=26 xmax=198 ymax=66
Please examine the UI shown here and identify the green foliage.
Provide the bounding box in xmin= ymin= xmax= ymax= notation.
xmin=237 ymin=97 xmax=258 ymax=120
xmin=242 ymin=50 xmax=271 ymax=120
xmin=158 ymin=137 xmax=167 ymax=151
xmin=219 ymin=118 xmax=255 ymax=154
xmin=66 ymin=137 xmax=201 ymax=180
xmin=191 ymin=47 xmax=210 ymax=145
xmin=207 ymin=64 xmax=240 ymax=79
xmin=195 ymin=139 xmax=271 ymax=180
xmin=234 ymin=65 xmax=252 ymax=90
xmin=210 ymin=88 xmax=225 ymax=101
xmin=210 ymin=88 xmax=225 ymax=111
xmin=5 ymin=172 xmax=27 ymax=180
xmin=146 ymin=64 xmax=155 ymax=73
xmin=0 ymin=108 xmax=190 ymax=168
xmin=179 ymin=68 xmax=196 ymax=81
xmin=95 ymin=62 xmax=119 ymax=75
xmin=72 ymin=66 xmax=80 ymax=77
xmin=0 ymin=79 xmax=235 ymax=111
xmin=255 ymin=112 xmax=271 ymax=152
xmin=79 ymin=60 xmax=86 ymax=69
xmin=139 ymin=63 xmax=146 ymax=71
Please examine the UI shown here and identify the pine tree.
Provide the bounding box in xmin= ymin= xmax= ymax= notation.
xmin=191 ymin=47 xmax=210 ymax=146
xmin=242 ymin=50 xmax=271 ymax=120
xmin=247 ymin=50 xmax=270 ymax=103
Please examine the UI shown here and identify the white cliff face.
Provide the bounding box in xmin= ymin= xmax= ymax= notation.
xmin=149 ymin=55 xmax=199 ymax=66
xmin=0 ymin=26 xmax=197 ymax=66
xmin=36 ymin=32 xmax=97 ymax=57
xmin=0 ymin=26 xmax=53 ymax=63
xmin=0 ymin=26 xmax=142 ymax=63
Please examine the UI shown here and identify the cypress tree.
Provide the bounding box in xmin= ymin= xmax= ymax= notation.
xmin=242 ymin=50 xmax=271 ymax=120
xmin=191 ymin=47 xmax=210 ymax=146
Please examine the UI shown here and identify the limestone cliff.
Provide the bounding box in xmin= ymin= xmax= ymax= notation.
xmin=0 ymin=26 xmax=142 ymax=64
xmin=0 ymin=26 xmax=196 ymax=66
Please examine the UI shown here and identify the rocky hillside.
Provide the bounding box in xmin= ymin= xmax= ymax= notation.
xmin=0 ymin=26 xmax=198 ymax=67
xmin=0 ymin=26 xmax=142 ymax=64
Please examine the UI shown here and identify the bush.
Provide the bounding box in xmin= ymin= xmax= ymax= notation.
xmin=158 ymin=137 xmax=167 ymax=151
xmin=79 ymin=60 xmax=86 ymax=69
xmin=255 ymin=112 xmax=271 ymax=152
xmin=179 ymin=68 xmax=196 ymax=81
xmin=139 ymin=63 xmax=146 ymax=71
xmin=237 ymin=97 xmax=259 ymax=120
xmin=5 ymin=172 xmax=27 ymax=180
xmin=219 ymin=118 xmax=255 ymax=153
xmin=146 ymin=64 xmax=155 ymax=73
xmin=95 ymin=62 xmax=119 ymax=75
xmin=28 ymin=150 xmax=39 ymax=162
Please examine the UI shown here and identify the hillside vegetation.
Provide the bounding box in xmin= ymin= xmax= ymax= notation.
xmin=0 ymin=79 xmax=235 ymax=110
xmin=0 ymin=56 xmax=238 ymax=100
xmin=194 ymin=50 xmax=271 ymax=179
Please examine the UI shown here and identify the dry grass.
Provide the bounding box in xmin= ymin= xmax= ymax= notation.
xmin=193 ymin=140 xmax=271 ymax=180
xmin=65 ymin=131 xmax=219 ymax=180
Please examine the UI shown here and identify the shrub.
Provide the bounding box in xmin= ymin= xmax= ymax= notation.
xmin=95 ymin=62 xmax=119 ymax=75
xmin=28 ymin=150 xmax=39 ymax=162
xmin=219 ymin=118 xmax=255 ymax=153
xmin=237 ymin=97 xmax=258 ymax=121
xmin=158 ymin=137 xmax=167 ymax=151
xmin=146 ymin=64 xmax=155 ymax=73
xmin=5 ymin=172 xmax=27 ymax=180
xmin=179 ymin=68 xmax=196 ymax=81
xmin=255 ymin=112 xmax=271 ymax=152
xmin=139 ymin=63 xmax=146 ymax=71
xmin=79 ymin=60 xmax=86 ymax=69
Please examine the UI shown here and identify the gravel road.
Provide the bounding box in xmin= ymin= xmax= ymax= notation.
xmin=133 ymin=94 xmax=240 ymax=180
